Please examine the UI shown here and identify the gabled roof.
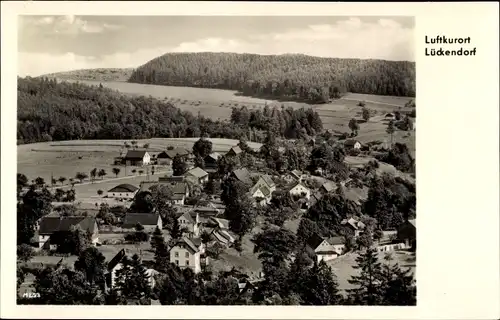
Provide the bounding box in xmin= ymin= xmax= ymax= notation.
xmin=172 ymin=237 xmax=200 ymax=254
xmin=228 ymin=146 xmax=242 ymax=155
xmin=250 ymin=184 xmax=271 ymax=198
xmin=328 ymin=236 xmax=346 ymax=245
xmin=107 ymin=248 xmax=126 ymax=272
xmin=186 ymin=167 xmax=208 ymax=179
xmin=344 ymin=139 xmax=361 ymax=147
xmin=290 ymin=170 xmax=302 ymax=180
xmin=321 ymin=181 xmax=336 ymax=193
xmin=107 ymin=184 xmax=139 ymax=193
xmin=38 ymin=216 xmax=97 ymax=235
xmin=260 ymin=174 xmax=276 ymax=188
xmin=177 ymin=211 xmax=195 ymax=224
xmin=205 ymin=152 xmax=221 ymax=162
xmin=123 ymin=213 xmax=160 ymax=227
xmin=124 ymin=150 xmax=148 ymax=160
xmin=341 ymin=217 xmax=366 ymax=230
xmin=158 ymin=175 xmax=185 ymax=183
xmin=170 ymin=194 xmax=185 ymax=201
xmin=231 ymin=168 xmax=252 ymax=185
xmin=210 ymin=217 xmax=229 ymax=230
xmin=288 ymin=182 xmax=309 ymax=193
xmin=163 ymin=147 xmax=190 ymax=159
xmin=306 ymin=234 xmax=326 ymax=250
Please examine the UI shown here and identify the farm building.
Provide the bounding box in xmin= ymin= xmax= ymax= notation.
xmin=230 ymin=168 xmax=253 ymax=186
xmin=226 ymin=145 xmax=242 ymax=157
xmin=123 ymin=150 xmax=151 ymax=166
xmin=344 ymin=139 xmax=362 ymax=150
xmin=106 ymin=183 xmax=139 ymax=200
xmin=156 ymin=147 xmax=191 ymax=165
xmin=287 ymin=182 xmax=311 ymax=200
xmin=397 ymin=219 xmax=416 ymax=250
xmin=204 ymin=152 xmax=222 ymax=171
xmin=320 ymin=181 xmax=336 ymax=194
xmin=341 ymin=217 xmax=366 ymax=237
xmin=122 ymin=213 xmax=162 ymax=232
xmin=37 ymin=216 xmax=99 ymax=249
xmin=306 ymin=234 xmax=346 ymax=263
xmin=185 ymin=167 xmax=209 ymax=185
xmin=169 ymin=237 xmax=207 ymax=274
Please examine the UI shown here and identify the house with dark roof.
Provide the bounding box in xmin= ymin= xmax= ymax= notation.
xmin=185 ymin=167 xmax=209 ymax=185
xmin=320 ymin=181 xmax=336 ymax=194
xmin=176 ymin=211 xmax=200 ymax=236
xmin=341 ymin=217 xmax=366 ymax=237
xmin=203 ymin=152 xmax=221 ymax=172
xmin=249 ymin=183 xmax=272 ymax=206
xmin=156 ymin=148 xmax=190 ymax=165
xmin=123 ymin=150 xmax=151 ymax=166
xmin=344 ymin=139 xmax=362 ymax=150
xmin=306 ymin=234 xmax=346 ymax=262
xmin=397 ymin=219 xmax=416 ymax=250
xmin=227 ymin=145 xmax=242 ymax=157
xmin=37 ymin=216 xmax=99 ymax=249
xmin=169 ymin=237 xmax=207 ymax=274
xmin=140 ymin=179 xmax=189 ymax=205
xmin=106 ymin=184 xmax=139 ymax=200
xmin=122 ymin=213 xmax=162 ymax=232
xmin=230 ymin=168 xmax=252 ymax=186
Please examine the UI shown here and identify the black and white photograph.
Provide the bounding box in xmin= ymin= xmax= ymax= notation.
xmin=14 ymin=14 xmax=418 ymax=306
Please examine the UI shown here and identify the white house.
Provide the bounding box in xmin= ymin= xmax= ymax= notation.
xmin=288 ymin=182 xmax=311 ymax=200
xmin=106 ymin=184 xmax=139 ymax=200
xmin=169 ymin=237 xmax=206 ymax=274
xmin=306 ymin=234 xmax=346 ymax=263
xmin=177 ymin=211 xmax=200 ymax=236
xmin=123 ymin=150 xmax=151 ymax=166
xmin=344 ymin=139 xmax=362 ymax=150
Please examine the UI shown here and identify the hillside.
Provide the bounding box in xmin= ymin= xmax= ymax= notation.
xmin=128 ymin=52 xmax=415 ymax=103
xmin=43 ymin=68 xmax=134 ymax=82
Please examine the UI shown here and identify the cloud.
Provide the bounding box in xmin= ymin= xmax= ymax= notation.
xmin=21 ymin=15 xmax=123 ymax=35
xmin=18 ymin=17 xmax=414 ymax=76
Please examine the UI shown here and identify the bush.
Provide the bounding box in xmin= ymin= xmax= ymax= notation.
xmin=17 ymin=244 xmax=35 ymax=262
xmin=125 ymin=231 xmax=150 ymax=243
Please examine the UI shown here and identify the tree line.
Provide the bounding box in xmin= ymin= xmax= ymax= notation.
xmin=128 ymin=52 xmax=416 ymax=103
xmin=17 ymin=77 xmax=322 ymax=144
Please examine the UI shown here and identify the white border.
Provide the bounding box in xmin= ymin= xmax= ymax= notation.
xmin=2 ymin=2 xmax=499 ymax=319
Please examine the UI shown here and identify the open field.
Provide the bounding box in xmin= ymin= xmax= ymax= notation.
xmin=61 ymin=80 xmax=415 ymax=144
xmin=328 ymin=250 xmax=416 ymax=294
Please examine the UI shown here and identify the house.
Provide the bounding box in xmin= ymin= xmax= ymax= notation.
xmin=123 ymin=150 xmax=151 ymax=166
xmin=320 ymin=181 xmax=336 ymax=194
xmin=397 ymin=219 xmax=416 ymax=250
xmin=185 ymin=167 xmax=209 ymax=185
xmin=122 ymin=213 xmax=162 ymax=232
xmin=308 ymin=191 xmax=323 ymax=207
xmin=230 ymin=168 xmax=252 ymax=186
xmin=204 ymin=152 xmax=221 ymax=171
xmin=169 ymin=237 xmax=207 ymax=274
xmin=344 ymin=139 xmax=362 ymax=150
xmin=328 ymin=236 xmax=347 ymax=255
xmin=288 ymin=182 xmax=311 ymax=200
xmin=238 ymin=279 xmax=257 ymax=296
xmin=226 ymin=145 xmax=242 ymax=157
xmin=141 ymin=179 xmax=190 ymax=205
xmin=306 ymin=234 xmax=343 ymax=263
xmin=38 ymin=216 xmax=99 ymax=249
xmin=106 ymin=184 xmax=139 ymax=200
xmin=170 ymin=193 xmax=186 ymax=206
xmin=341 ymin=217 xmax=366 ymax=237
xmin=176 ymin=211 xmax=200 ymax=236
xmin=106 ymin=249 xmax=157 ymax=291
xmin=249 ymin=183 xmax=272 ymax=206
xmin=156 ymin=147 xmax=191 ymax=165
xmin=158 ymin=175 xmax=185 ymax=183
xmin=385 ymin=113 xmax=395 ymax=118
xmin=254 ymin=174 xmax=276 ymax=193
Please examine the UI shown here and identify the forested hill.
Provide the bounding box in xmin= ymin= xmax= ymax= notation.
xmin=43 ymin=68 xmax=134 ymax=82
xmin=17 ymin=77 xmax=323 ymax=144
xmin=128 ymin=52 xmax=416 ymax=103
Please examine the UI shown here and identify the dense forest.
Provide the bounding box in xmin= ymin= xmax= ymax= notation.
xmin=17 ymin=77 xmax=323 ymax=144
xmin=43 ymin=68 xmax=134 ymax=82
xmin=128 ymin=53 xmax=416 ymax=103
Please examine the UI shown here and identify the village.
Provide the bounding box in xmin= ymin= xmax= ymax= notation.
xmin=19 ymin=127 xmax=416 ymax=302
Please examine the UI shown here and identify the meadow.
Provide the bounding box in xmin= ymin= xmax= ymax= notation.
xmin=61 ymin=79 xmax=415 ymax=148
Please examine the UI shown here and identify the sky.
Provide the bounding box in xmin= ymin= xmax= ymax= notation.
xmin=18 ymin=15 xmax=415 ymax=77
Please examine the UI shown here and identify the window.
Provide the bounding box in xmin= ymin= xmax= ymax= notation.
xmin=175 ymin=260 xmax=179 ymax=265
xmin=185 ymin=252 xmax=189 ymax=258
xmin=175 ymin=252 xmax=179 ymax=257
xmin=186 ymin=260 xmax=189 ymax=265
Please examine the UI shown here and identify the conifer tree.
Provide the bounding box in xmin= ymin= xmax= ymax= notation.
xmin=347 ymin=247 xmax=384 ymax=305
